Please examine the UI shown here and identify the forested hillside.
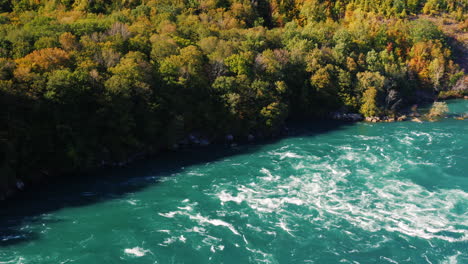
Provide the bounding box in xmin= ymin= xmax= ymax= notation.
xmin=1 ymin=0 xmax=467 ymax=196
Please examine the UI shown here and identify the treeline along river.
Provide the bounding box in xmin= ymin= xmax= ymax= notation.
xmin=1 ymin=100 xmax=467 ymax=263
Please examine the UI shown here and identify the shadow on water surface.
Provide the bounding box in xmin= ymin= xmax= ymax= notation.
xmin=0 ymin=120 xmax=354 ymax=247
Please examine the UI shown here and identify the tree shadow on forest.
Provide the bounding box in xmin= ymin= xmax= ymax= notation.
xmin=0 ymin=120 xmax=354 ymax=247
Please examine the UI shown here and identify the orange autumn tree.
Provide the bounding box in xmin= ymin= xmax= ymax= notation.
xmin=14 ymin=48 xmax=70 ymax=76
xmin=408 ymin=40 xmax=455 ymax=90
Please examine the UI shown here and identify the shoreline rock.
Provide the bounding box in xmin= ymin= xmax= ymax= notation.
xmin=365 ymin=116 xmax=380 ymax=123
xmin=332 ymin=111 xmax=412 ymax=124
xmin=397 ymin=115 xmax=407 ymax=121
xmin=331 ymin=112 xmax=364 ymax=122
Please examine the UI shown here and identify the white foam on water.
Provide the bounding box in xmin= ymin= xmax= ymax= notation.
xmin=211 ymin=142 xmax=468 ymax=245
xmin=187 ymin=171 xmax=205 ymax=176
xmin=124 ymin=247 xmax=150 ymax=257
xmin=282 ymin=197 xmax=303 ymax=206
xmin=218 ymin=191 xmax=245 ymax=204
xmin=161 ymin=237 xmax=177 ymax=245
xmin=293 ymin=162 xmax=306 ymax=170
xmin=158 ymin=211 xmax=178 ymax=218
xmin=277 ymin=219 xmax=295 ymax=237
xmin=186 ymin=226 xmax=206 ymax=234
xmin=126 ymin=199 xmax=138 ymax=205
xmin=269 ymin=147 xmax=304 ymax=160
xmin=246 ymin=224 xmax=262 ymax=232
xmin=1 ymin=235 xmax=24 ymax=242
xmin=339 ymin=151 xmax=359 ymax=162
xmin=188 ymin=214 xmax=240 ymax=236
xmin=398 ymin=135 xmax=415 ymax=146
xmin=151 ymin=130 xmax=466 ymax=262
xmin=424 ymin=253 xmax=437 ymax=264
xmin=209 ymin=244 xmax=225 ymax=253
xmin=279 ymin=151 xmax=304 ymax=160
xmin=406 ymin=160 xmax=435 ymax=166
xmin=411 ymin=131 xmax=433 ymax=143
xmin=337 ymin=145 xmax=354 ymax=151
xmin=0 ymin=257 xmax=26 ymax=264
xmin=177 ymin=205 xmax=193 ymax=211
xmin=59 ymin=259 xmax=75 ymax=264
xmin=218 ymin=186 xmax=311 ymax=213
xmin=441 ymin=251 xmax=462 ymax=264
xmin=380 ymin=256 xmax=399 ymax=264
xmin=259 ymin=168 xmax=280 ymax=181
xmin=354 ymin=135 xmax=383 ymax=141
xmin=245 ymin=247 xmax=275 ymax=263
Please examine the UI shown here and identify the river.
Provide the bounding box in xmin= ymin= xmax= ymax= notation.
xmin=1 ymin=100 xmax=467 ymax=264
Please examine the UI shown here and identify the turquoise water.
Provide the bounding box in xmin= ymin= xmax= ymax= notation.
xmin=1 ymin=100 xmax=467 ymax=264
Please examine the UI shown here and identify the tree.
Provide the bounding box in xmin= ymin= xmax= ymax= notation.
xmin=34 ymin=36 xmax=59 ymax=50
xmin=15 ymin=48 xmax=70 ymax=73
xmin=105 ymin=51 xmax=154 ymax=98
xmin=45 ymin=69 xmax=79 ymax=102
xmin=160 ymin=45 xmax=206 ymax=85
xmin=428 ymin=101 xmax=449 ymax=117
xmin=357 ymin=71 xmax=385 ymax=117
xmin=59 ymin=32 xmax=79 ymax=51
xmin=260 ymin=102 xmax=288 ymax=129
xmin=255 ymin=49 xmax=289 ymax=78
xmin=360 ymin=86 xmax=380 ymax=117
xmin=150 ymin=34 xmax=179 ymax=60
xmin=366 ymin=50 xmax=383 ymax=72
xmin=409 ymin=20 xmax=444 ymax=43
xmin=225 ymin=52 xmax=254 ymax=77
xmin=300 ymin=0 xmax=326 ymax=22
xmin=428 ymin=58 xmax=445 ymax=92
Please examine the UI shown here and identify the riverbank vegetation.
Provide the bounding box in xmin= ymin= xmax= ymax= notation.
xmin=1 ymin=0 xmax=467 ymax=196
xmin=428 ymin=101 xmax=449 ymax=118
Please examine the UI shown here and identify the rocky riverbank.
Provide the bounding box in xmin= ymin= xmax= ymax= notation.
xmin=332 ymin=95 xmax=468 ymax=124
xmin=0 ymin=128 xmax=291 ymax=201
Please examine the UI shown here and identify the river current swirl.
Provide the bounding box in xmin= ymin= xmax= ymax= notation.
xmin=1 ymin=100 xmax=467 ymax=263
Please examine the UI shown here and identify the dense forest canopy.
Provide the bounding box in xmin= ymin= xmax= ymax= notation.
xmin=0 ymin=0 xmax=467 ymax=194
